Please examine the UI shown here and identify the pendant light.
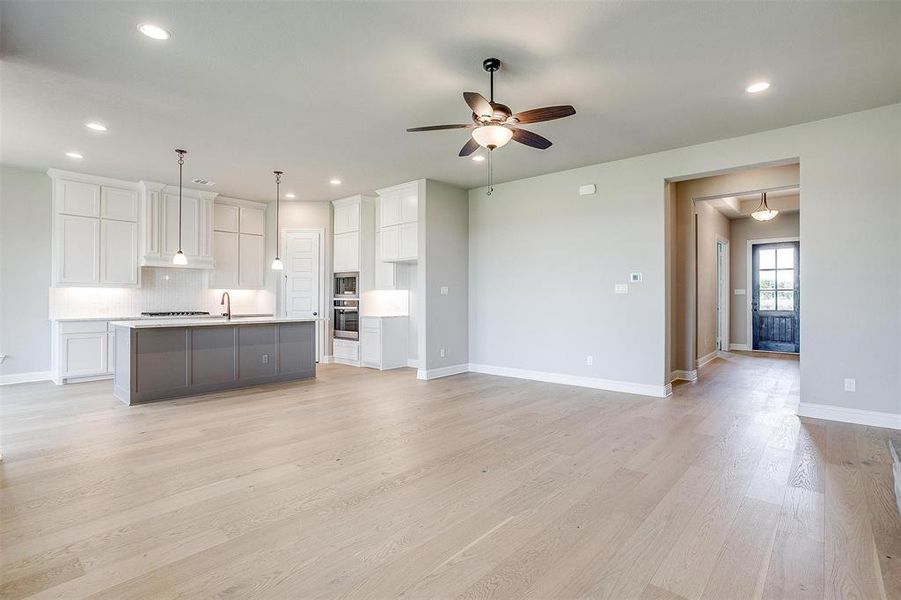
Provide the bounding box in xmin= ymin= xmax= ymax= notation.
xmin=271 ymin=170 xmax=284 ymax=271
xmin=172 ymin=149 xmax=188 ymax=265
xmin=751 ymin=191 xmax=779 ymax=221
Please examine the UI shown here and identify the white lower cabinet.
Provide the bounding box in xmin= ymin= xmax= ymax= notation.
xmin=360 ymin=316 xmax=408 ymax=370
xmin=333 ymin=339 xmax=360 ymax=365
xmin=52 ymin=320 xmax=114 ymax=384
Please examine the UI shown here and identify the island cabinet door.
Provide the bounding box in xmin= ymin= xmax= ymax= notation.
xmin=279 ymin=323 xmax=316 ymax=375
xmin=238 ymin=326 xmax=278 ymax=380
xmin=191 ymin=327 xmax=237 ymax=385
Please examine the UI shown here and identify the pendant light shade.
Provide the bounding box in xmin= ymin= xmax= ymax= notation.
xmin=172 ymin=149 xmax=188 ymax=265
xmin=751 ymin=191 xmax=779 ymax=221
xmin=272 ymin=170 xmax=284 ymax=271
xmin=472 ymin=125 xmax=513 ymax=150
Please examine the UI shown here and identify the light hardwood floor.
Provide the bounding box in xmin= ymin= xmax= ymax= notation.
xmin=1 ymin=353 xmax=898 ymax=599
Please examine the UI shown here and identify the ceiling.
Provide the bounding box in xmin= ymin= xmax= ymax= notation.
xmin=2 ymin=2 xmax=899 ymax=203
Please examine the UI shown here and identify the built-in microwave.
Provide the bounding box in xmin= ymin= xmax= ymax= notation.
xmin=333 ymin=298 xmax=359 ymax=340
xmin=334 ymin=272 xmax=359 ymax=298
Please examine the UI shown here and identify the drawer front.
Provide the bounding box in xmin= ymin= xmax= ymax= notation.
xmin=333 ymin=340 xmax=359 ymax=360
xmin=58 ymin=320 xmax=109 ymax=334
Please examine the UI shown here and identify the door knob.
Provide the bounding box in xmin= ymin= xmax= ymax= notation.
xmin=313 ymin=312 xmax=318 ymax=316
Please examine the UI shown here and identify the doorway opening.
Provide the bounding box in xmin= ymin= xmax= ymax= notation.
xmin=665 ymin=160 xmax=801 ymax=385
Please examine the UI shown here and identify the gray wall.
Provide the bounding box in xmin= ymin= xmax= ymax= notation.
xmin=469 ymin=103 xmax=900 ymax=415
xmin=0 ymin=166 xmax=51 ymax=377
xmin=729 ymin=212 xmax=800 ymax=346
xmin=419 ymin=180 xmax=468 ymax=371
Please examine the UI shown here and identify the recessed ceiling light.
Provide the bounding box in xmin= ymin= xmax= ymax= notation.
xmin=472 ymin=155 xmax=485 ymax=162
xmin=138 ymin=23 xmax=170 ymax=40
xmin=85 ymin=121 xmax=107 ymax=132
xmin=285 ymin=193 xmax=296 ymax=199
xmin=746 ymin=81 xmax=770 ymax=94
xmin=65 ymin=151 xmax=83 ymax=160
xmin=329 ymin=179 xmax=342 ymax=185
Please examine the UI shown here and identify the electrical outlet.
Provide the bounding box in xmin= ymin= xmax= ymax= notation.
xmin=844 ymin=378 xmax=856 ymax=392
xmin=586 ymin=355 xmax=593 ymax=366
xmin=615 ymin=284 xmax=628 ymax=294
xmin=439 ymin=348 xmax=446 ymax=358
xmin=262 ymin=354 xmax=269 ymax=364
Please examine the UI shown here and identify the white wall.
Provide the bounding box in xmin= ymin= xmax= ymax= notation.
xmin=0 ymin=166 xmax=51 ymax=377
xmin=419 ymin=180 xmax=468 ymax=372
xmin=469 ymin=103 xmax=900 ymax=415
xmin=729 ymin=213 xmax=800 ymax=346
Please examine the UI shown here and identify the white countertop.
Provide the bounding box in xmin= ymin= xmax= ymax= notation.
xmin=110 ymin=317 xmax=319 ymax=329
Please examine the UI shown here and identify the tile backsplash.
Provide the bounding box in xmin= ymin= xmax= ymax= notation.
xmin=49 ymin=267 xmax=276 ymax=319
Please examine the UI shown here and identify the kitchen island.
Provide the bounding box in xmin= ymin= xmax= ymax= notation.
xmin=110 ymin=317 xmax=317 ymax=405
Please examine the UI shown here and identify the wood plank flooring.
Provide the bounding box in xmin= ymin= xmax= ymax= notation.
xmin=1 ymin=352 xmax=898 ymax=599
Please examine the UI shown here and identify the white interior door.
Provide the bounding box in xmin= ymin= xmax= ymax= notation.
xmin=283 ymin=230 xmax=322 ymax=359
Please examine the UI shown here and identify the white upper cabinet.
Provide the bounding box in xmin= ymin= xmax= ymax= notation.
xmin=100 ymin=219 xmax=138 ymax=285
xmin=58 ymin=214 xmax=101 ymax=284
xmin=376 ymin=181 xmax=418 ymax=263
xmin=139 ymin=181 xmax=216 ymax=269
xmin=58 ymin=179 xmax=100 ymax=217
xmin=100 ymin=186 xmax=138 ymax=222
xmin=49 ymin=170 xmax=139 ymax=287
xmin=334 ymin=231 xmax=360 ymax=272
xmin=210 ymin=197 xmax=266 ymax=289
xmin=334 ymin=202 xmax=360 ymax=234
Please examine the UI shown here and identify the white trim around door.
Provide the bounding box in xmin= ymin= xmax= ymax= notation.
xmin=280 ymin=228 xmax=327 ymax=362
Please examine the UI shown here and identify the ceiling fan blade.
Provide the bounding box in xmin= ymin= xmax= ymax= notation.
xmin=509 ymin=105 xmax=576 ymax=124
xmin=406 ymin=124 xmax=473 ymax=132
xmin=459 ymin=137 xmax=480 ymax=157
xmin=463 ymin=92 xmax=493 ymax=118
xmin=511 ymin=128 xmax=552 ymax=150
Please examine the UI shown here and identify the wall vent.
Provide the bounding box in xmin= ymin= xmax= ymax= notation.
xmin=191 ymin=178 xmax=215 ymax=186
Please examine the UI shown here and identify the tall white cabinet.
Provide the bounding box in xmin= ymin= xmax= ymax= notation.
xmin=376 ymin=181 xmax=418 ymax=263
xmin=48 ymin=170 xmax=139 ymax=287
xmin=210 ymin=198 xmax=267 ymax=289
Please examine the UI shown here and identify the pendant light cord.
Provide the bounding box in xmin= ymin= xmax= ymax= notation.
xmin=176 ymin=149 xmax=186 ymax=251
xmin=273 ymin=170 xmax=283 ymax=258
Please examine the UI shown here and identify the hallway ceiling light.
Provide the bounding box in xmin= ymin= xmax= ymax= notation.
xmin=285 ymin=192 xmax=296 ymax=199
xmin=138 ymin=23 xmax=170 ymax=40
xmin=65 ymin=151 xmax=83 ymax=159
xmin=746 ymin=81 xmax=770 ymax=94
xmin=329 ymin=179 xmax=341 ymax=185
xmin=271 ymin=170 xmax=284 ymax=271
xmin=85 ymin=121 xmax=107 ymax=132
xmin=751 ymin=191 xmax=779 ymax=221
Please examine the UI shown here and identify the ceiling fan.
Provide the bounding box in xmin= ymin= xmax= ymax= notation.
xmin=406 ymin=58 xmax=576 ymax=156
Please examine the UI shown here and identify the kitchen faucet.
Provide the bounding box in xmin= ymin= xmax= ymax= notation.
xmin=220 ymin=291 xmax=231 ymax=320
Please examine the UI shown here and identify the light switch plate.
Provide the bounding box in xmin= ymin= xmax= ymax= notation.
xmin=844 ymin=378 xmax=856 ymax=392
xmin=440 ymin=286 xmax=449 ymax=296
xmin=734 ymin=289 xmax=746 ymax=296
xmin=630 ymin=272 xmax=642 ymax=283
xmin=615 ymin=284 xmax=629 ymax=294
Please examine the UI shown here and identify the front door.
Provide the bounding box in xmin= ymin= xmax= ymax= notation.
xmin=752 ymin=241 xmax=799 ymax=352
xmin=283 ymin=230 xmax=322 ymax=360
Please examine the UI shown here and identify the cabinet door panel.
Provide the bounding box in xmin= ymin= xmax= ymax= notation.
xmin=100 ymin=219 xmax=138 ymax=285
xmin=211 ymin=231 xmax=239 ymax=288
xmin=239 ymin=207 xmax=265 ymax=235
xmin=360 ymin=328 xmax=380 ymax=367
xmin=238 ymin=233 xmax=264 ymax=288
xmin=101 ymin=186 xmax=138 ymax=222
xmin=399 ymin=222 xmax=418 ymax=260
xmin=214 ymin=204 xmax=239 ymax=232
xmin=163 ymin=193 xmax=200 ymax=257
xmin=334 ymin=204 xmax=360 ymax=234
xmin=334 ymin=231 xmax=359 ymax=272
xmin=62 ymin=333 xmax=107 ymax=377
xmin=59 ymin=215 xmax=100 ymax=284
xmin=379 ymin=194 xmax=401 ymax=227
xmin=380 ymin=226 xmax=399 ymax=262
xmin=400 ymin=190 xmax=418 ymax=223
xmin=59 ymin=180 xmax=100 ymax=217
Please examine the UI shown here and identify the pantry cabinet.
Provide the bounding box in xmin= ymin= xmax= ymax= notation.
xmin=210 ymin=197 xmax=266 ymax=289
xmin=376 ymin=181 xmax=418 ymax=263
xmin=331 ymin=196 xmax=376 ymax=280
xmin=49 ymin=170 xmax=139 ymax=287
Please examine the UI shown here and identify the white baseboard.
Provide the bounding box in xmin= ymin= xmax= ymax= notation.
xmin=729 ymin=343 xmax=750 ymax=351
xmin=319 ymin=355 xmax=333 ymax=364
xmin=670 ymin=369 xmax=698 ymax=382
xmin=406 ymin=359 xmax=420 ymax=369
xmin=332 ymin=357 xmax=360 ymax=367
xmin=416 ymin=364 xmax=469 ymax=380
xmin=468 ymin=363 xmax=671 ymax=398
xmin=696 ymin=351 xmax=719 ymax=368
xmin=0 ymin=371 xmax=51 ymax=386
xmin=798 ymin=402 xmax=901 ymax=430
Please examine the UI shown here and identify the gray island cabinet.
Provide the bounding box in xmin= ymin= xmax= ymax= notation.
xmin=110 ymin=318 xmax=317 ymax=404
